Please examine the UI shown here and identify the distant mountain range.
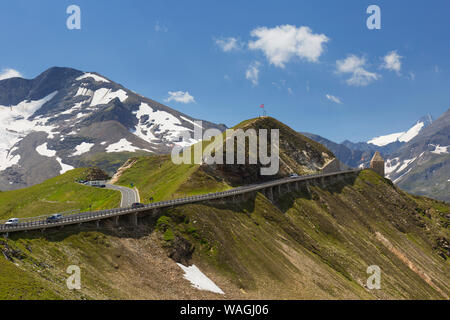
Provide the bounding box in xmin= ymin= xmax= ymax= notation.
xmin=0 ymin=67 xmax=226 ymax=190
xmin=385 ymin=109 xmax=449 ymax=201
xmin=303 ymin=116 xmax=434 ymax=169
xmin=304 ymin=110 xmax=449 ymax=201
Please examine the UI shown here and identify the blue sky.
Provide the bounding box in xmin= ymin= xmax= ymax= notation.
xmin=0 ymin=0 xmax=449 ymax=142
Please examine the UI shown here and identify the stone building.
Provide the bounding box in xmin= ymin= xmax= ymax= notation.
xmin=370 ymin=151 xmax=385 ymax=177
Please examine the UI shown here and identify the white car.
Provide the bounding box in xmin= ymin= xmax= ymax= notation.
xmin=5 ymin=218 xmax=19 ymax=225
xmin=290 ymin=173 xmax=299 ymax=178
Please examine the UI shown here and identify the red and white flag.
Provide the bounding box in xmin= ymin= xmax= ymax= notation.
xmin=259 ymin=104 xmax=264 ymax=109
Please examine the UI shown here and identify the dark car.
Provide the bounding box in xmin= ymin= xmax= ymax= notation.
xmin=131 ymin=203 xmax=145 ymax=209
xmin=46 ymin=214 xmax=63 ymax=223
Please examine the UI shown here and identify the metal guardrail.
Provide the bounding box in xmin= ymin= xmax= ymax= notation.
xmin=0 ymin=209 xmax=80 ymax=225
xmin=0 ymin=169 xmax=360 ymax=234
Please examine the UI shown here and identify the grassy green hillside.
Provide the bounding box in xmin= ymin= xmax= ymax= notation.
xmin=158 ymin=170 xmax=449 ymax=299
xmin=114 ymin=155 xmax=231 ymax=203
xmin=0 ymin=168 xmax=120 ymax=220
xmin=77 ymin=151 xmax=152 ymax=177
xmin=1 ymin=170 xmax=448 ymax=299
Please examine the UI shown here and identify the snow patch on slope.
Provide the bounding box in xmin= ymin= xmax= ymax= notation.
xmin=132 ymin=103 xmax=201 ymax=147
xmin=133 ymin=103 xmax=157 ymax=142
xmin=90 ymin=88 xmax=128 ymax=107
xmin=75 ymin=87 xmax=94 ymax=97
xmin=56 ymin=157 xmax=74 ymax=174
xmin=0 ymin=152 xmax=20 ymax=171
xmin=369 ymin=132 xmax=404 ymax=147
xmin=176 ymin=263 xmax=225 ymax=295
xmin=59 ymin=102 xmax=85 ymax=116
xmin=72 ymin=142 xmax=94 ymax=156
xmin=385 ymin=157 xmax=400 ymax=177
xmin=430 ymin=144 xmax=449 ymax=154
xmin=397 ymin=157 xmax=417 ymax=172
xmin=106 ymin=138 xmax=150 ymax=153
xmin=36 ymin=143 xmax=57 ymax=157
xmin=368 ymin=121 xmax=425 ymax=147
xmin=394 ymin=167 xmax=413 ymax=184
xmin=76 ymin=73 xmax=110 ymax=83
xmin=0 ymin=91 xmax=58 ymax=170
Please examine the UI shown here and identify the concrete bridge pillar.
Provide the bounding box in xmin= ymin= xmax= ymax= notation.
xmin=96 ymin=220 xmax=100 ymax=229
xmin=113 ymin=216 xmax=119 ymax=227
xmin=129 ymin=213 xmax=138 ymax=226
xmin=305 ymin=181 xmax=311 ymax=193
xmin=267 ymin=187 xmax=274 ymax=202
xmin=277 ymin=185 xmax=282 ymax=195
xmin=295 ymin=182 xmax=299 ymax=191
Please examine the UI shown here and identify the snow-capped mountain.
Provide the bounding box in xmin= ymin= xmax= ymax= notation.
xmin=384 ymin=109 xmax=449 ymax=201
xmin=0 ymin=67 xmax=226 ymax=190
xmin=368 ymin=115 xmax=433 ymax=147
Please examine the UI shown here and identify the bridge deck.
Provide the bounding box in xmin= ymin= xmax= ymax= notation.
xmin=0 ymin=169 xmax=360 ymax=234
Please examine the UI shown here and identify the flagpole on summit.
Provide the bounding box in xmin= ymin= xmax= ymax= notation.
xmin=259 ymin=104 xmax=266 ymax=117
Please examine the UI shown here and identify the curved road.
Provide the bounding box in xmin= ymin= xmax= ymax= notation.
xmin=106 ymin=184 xmax=139 ymax=208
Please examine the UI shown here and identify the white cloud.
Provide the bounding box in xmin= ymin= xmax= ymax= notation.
xmin=326 ymin=94 xmax=342 ymax=104
xmin=336 ymin=55 xmax=380 ymax=86
xmin=248 ymin=25 xmax=329 ymax=68
xmin=382 ymin=50 xmax=402 ymax=74
xmin=165 ymin=91 xmax=195 ymax=104
xmin=0 ymin=68 xmax=23 ymax=80
xmin=215 ymin=37 xmax=241 ymax=52
xmin=246 ymin=61 xmax=261 ymax=86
